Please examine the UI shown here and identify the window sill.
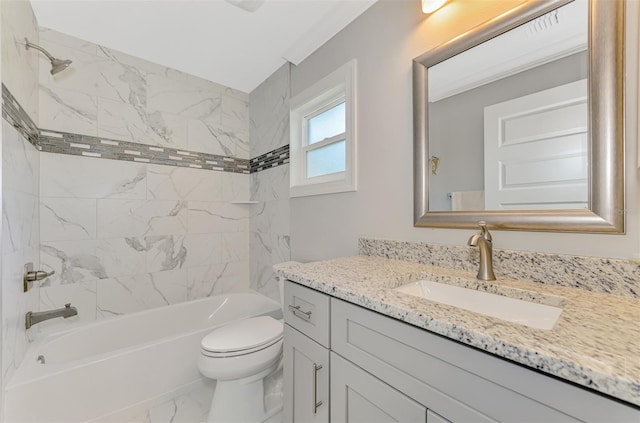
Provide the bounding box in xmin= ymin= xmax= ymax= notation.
xmin=290 ymin=180 xmax=356 ymax=198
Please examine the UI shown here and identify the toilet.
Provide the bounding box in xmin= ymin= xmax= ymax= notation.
xmin=198 ymin=315 xmax=284 ymax=423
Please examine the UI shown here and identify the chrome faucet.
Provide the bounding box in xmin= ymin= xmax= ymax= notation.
xmin=26 ymin=303 xmax=77 ymax=329
xmin=467 ymin=221 xmax=496 ymax=281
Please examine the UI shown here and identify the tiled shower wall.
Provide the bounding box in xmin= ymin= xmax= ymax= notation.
xmin=35 ymin=29 xmax=252 ymax=331
xmin=38 ymin=154 xmax=250 ymax=329
xmin=37 ymin=28 xmax=250 ymax=158
xmin=0 ymin=0 xmax=40 ymax=391
xmin=1 ymin=16 xmax=292 ymax=389
xmin=249 ymin=64 xmax=291 ymax=301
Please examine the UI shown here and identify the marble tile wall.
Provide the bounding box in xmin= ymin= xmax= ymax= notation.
xmin=38 ymin=152 xmax=251 ymax=331
xmin=38 ymin=27 xmax=250 ymax=159
xmin=250 ymin=64 xmax=290 ymax=158
xmin=31 ymin=27 xmax=257 ymax=331
xmin=1 ymin=121 xmax=40 ymax=386
xmin=1 ymin=0 xmax=41 ymax=391
xmin=249 ymin=64 xmax=291 ymax=301
xmin=1 ymin=0 xmax=39 ymax=126
xmin=2 ymin=24 xmax=293 ymax=342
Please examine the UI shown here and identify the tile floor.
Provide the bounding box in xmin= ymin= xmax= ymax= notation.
xmin=97 ymin=369 xmax=283 ymax=423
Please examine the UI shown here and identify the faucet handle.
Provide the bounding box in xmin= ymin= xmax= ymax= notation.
xmin=478 ymin=221 xmax=492 ymax=242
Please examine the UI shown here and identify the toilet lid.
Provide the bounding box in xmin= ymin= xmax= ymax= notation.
xmin=201 ymin=316 xmax=283 ymax=353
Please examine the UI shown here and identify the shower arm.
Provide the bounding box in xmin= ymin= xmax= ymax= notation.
xmin=24 ymin=38 xmax=56 ymax=62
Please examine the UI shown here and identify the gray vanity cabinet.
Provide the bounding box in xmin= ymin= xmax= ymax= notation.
xmin=283 ymin=281 xmax=331 ymax=422
xmin=331 ymin=298 xmax=639 ymax=422
xmin=283 ymin=280 xmax=639 ymax=422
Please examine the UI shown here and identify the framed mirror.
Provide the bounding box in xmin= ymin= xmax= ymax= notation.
xmin=413 ymin=0 xmax=624 ymax=233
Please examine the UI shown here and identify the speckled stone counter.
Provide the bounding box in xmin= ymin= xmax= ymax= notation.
xmin=359 ymin=237 xmax=640 ymax=298
xmin=274 ymin=256 xmax=640 ymax=407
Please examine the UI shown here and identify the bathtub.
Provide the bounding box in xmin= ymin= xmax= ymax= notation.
xmin=5 ymin=291 xmax=282 ymax=423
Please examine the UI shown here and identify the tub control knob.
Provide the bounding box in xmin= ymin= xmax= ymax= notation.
xmin=26 ymin=269 xmax=56 ymax=282
xmin=23 ymin=262 xmax=55 ymax=292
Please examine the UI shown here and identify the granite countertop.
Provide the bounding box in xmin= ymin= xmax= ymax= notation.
xmin=274 ymin=256 xmax=640 ymax=407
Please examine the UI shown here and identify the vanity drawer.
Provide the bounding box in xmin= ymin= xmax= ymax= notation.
xmin=284 ymin=280 xmax=330 ymax=348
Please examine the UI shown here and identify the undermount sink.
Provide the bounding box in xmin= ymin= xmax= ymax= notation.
xmin=394 ymin=280 xmax=562 ymax=330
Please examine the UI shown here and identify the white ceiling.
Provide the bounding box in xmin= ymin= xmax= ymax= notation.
xmin=30 ymin=0 xmax=377 ymax=93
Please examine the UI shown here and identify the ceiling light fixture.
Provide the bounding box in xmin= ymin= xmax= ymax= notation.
xmin=422 ymin=0 xmax=447 ymax=14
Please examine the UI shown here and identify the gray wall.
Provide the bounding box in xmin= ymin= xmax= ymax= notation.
xmin=289 ymin=0 xmax=640 ymax=262
xmin=429 ymin=51 xmax=588 ymax=211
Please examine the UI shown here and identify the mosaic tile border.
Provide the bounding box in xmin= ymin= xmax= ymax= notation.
xmin=38 ymin=130 xmax=251 ymax=173
xmin=250 ymin=144 xmax=290 ymax=173
xmin=2 ymin=83 xmax=288 ymax=174
xmin=1 ymin=83 xmax=39 ymax=147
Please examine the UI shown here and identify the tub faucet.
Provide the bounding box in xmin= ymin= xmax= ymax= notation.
xmin=26 ymin=303 xmax=77 ymax=329
xmin=467 ymin=221 xmax=496 ymax=281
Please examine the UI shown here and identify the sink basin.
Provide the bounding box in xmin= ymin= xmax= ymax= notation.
xmin=394 ymin=280 xmax=562 ymax=330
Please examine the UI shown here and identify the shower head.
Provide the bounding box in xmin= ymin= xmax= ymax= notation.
xmin=50 ymin=58 xmax=73 ymax=75
xmin=24 ymin=38 xmax=73 ymax=75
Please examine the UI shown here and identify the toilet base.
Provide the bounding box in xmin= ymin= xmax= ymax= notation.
xmin=206 ymin=363 xmax=281 ymax=423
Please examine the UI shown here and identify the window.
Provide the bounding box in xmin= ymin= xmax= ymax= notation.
xmin=290 ymin=60 xmax=357 ymax=197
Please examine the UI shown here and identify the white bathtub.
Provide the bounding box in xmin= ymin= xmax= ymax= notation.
xmin=5 ymin=291 xmax=282 ymax=423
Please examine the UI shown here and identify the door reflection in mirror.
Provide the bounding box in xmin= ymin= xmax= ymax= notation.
xmin=426 ymin=0 xmax=588 ymax=212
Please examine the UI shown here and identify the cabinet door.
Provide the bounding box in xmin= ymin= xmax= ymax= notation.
xmin=284 ymin=324 xmax=329 ymax=423
xmin=331 ymin=353 xmax=427 ymax=423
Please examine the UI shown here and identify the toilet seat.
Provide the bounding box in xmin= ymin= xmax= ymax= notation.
xmin=200 ymin=336 xmax=282 ymax=358
xmin=200 ymin=316 xmax=283 ymax=358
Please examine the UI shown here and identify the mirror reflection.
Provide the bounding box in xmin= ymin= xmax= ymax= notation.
xmin=427 ymin=0 xmax=588 ymax=212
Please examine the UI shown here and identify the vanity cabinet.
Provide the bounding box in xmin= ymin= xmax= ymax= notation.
xmin=331 ymin=298 xmax=638 ymax=422
xmin=283 ymin=281 xmax=331 ymax=422
xmin=283 ymin=281 xmax=639 ymax=422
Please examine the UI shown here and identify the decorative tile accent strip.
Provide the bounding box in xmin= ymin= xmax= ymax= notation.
xmin=2 ymin=83 xmax=288 ymax=174
xmin=1 ymin=83 xmax=39 ymax=147
xmin=38 ymin=130 xmax=250 ymax=173
xmin=250 ymin=144 xmax=290 ymax=173
xmin=358 ymin=237 xmax=640 ymax=299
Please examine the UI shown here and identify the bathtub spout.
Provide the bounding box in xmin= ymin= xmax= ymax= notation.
xmin=26 ymin=303 xmax=77 ymax=329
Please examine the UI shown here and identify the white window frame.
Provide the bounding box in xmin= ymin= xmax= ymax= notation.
xmin=290 ymin=59 xmax=357 ymax=198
